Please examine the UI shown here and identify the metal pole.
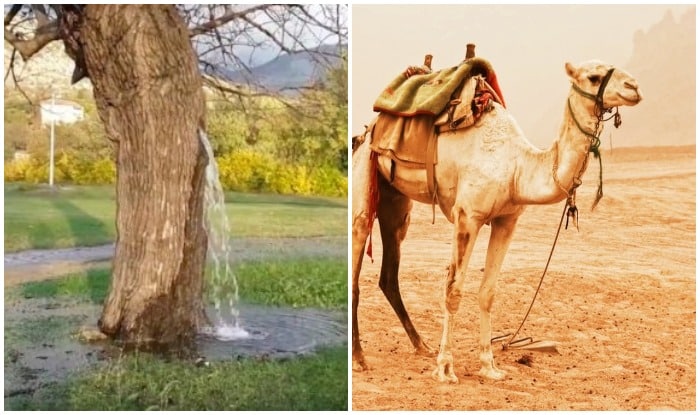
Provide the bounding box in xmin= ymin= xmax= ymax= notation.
xmin=49 ymin=92 xmax=55 ymax=187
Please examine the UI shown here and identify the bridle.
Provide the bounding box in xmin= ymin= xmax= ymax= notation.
xmin=554 ymin=66 xmax=622 ymax=222
xmin=498 ymin=67 xmax=625 ymax=350
xmin=570 ymin=66 xmax=617 ymax=122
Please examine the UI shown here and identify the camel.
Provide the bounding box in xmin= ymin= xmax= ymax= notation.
xmin=352 ymin=59 xmax=642 ymax=382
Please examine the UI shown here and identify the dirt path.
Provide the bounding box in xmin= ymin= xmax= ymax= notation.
xmin=5 ymin=235 xmax=348 ymax=401
xmin=4 ymin=236 xmax=347 ymax=286
xmin=352 ymin=147 xmax=695 ymax=410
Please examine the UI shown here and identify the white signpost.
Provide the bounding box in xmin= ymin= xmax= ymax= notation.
xmin=49 ymin=93 xmax=56 ymax=187
xmin=39 ymin=95 xmax=84 ymax=187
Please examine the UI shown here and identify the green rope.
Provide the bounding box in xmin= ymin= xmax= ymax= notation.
xmin=590 ymin=137 xmax=604 ymax=211
xmin=567 ymin=98 xmax=604 ymax=210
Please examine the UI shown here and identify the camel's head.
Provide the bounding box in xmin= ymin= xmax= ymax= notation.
xmin=565 ymin=60 xmax=642 ymax=112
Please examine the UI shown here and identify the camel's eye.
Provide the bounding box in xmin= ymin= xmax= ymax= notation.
xmin=588 ymin=75 xmax=601 ymax=85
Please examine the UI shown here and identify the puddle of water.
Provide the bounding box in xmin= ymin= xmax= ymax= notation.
xmin=200 ymin=323 xmax=252 ymax=341
xmin=197 ymin=305 xmax=346 ymax=361
xmin=4 ymin=297 xmax=347 ymax=399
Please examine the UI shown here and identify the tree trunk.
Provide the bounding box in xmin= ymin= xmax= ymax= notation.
xmin=80 ymin=5 xmax=209 ymax=349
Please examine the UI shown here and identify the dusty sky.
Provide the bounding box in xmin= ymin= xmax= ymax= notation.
xmin=351 ymin=4 xmax=694 ymax=147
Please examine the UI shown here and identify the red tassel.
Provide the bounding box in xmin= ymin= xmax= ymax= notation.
xmin=366 ymin=152 xmax=379 ymax=262
xmin=486 ymin=71 xmax=506 ymax=109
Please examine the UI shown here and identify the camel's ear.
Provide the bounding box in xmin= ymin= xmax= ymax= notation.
xmin=565 ymin=62 xmax=578 ymax=79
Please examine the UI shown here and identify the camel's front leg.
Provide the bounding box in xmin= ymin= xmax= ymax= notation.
xmin=351 ymin=136 xmax=374 ymax=372
xmin=478 ymin=214 xmax=519 ymax=380
xmin=352 ymin=210 xmax=370 ymax=371
xmin=432 ymin=208 xmax=481 ymax=383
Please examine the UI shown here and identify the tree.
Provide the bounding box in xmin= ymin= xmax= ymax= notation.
xmin=4 ymin=4 xmax=347 ymax=350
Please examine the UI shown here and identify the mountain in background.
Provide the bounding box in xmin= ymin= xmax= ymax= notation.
xmin=5 ymin=39 xmax=345 ymax=95
xmin=618 ymin=8 xmax=695 ymax=147
xmin=212 ymin=43 xmax=345 ymax=91
xmin=522 ymin=7 xmax=695 ymax=148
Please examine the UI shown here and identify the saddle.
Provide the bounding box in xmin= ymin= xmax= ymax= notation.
xmin=368 ymin=53 xmax=506 ymax=204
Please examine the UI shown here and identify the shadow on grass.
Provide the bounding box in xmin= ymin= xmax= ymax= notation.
xmin=49 ymin=197 xmax=112 ymax=300
xmin=51 ymin=196 xmax=113 ymax=246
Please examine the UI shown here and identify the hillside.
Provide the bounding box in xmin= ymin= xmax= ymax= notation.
xmin=522 ymin=7 xmax=695 ymax=148
xmin=4 ymin=37 xmax=344 ymax=96
xmin=212 ymin=43 xmax=345 ymax=91
xmin=619 ymin=8 xmax=695 ymax=147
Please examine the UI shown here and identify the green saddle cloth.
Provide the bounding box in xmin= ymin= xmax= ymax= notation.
xmin=373 ymin=57 xmax=494 ymax=117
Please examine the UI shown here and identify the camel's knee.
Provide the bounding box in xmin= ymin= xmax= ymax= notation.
xmin=444 ymin=264 xmax=462 ymax=314
xmin=396 ymin=212 xmax=411 ymax=241
xmin=352 ymin=211 xmax=370 ymax=240
xmin=446 ymin=289 xmax=463 ymax=314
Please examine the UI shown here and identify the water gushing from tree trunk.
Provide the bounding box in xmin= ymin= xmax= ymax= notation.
xmin=198 ymin=129 xmax=250 ymax=340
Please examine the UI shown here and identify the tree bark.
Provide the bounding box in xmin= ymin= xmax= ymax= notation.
xmin=80 ymin=5 xmax=209 ymax=349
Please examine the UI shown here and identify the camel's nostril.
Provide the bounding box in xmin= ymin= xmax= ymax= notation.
xmin=624 ymin=81 xmax=638 ymax=90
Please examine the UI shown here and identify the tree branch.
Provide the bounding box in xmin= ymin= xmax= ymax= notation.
xmin=188 ymin=5 xmax=270 ymax=37
xmin=4 ymin=20 xmax=60 ymax=60
xmin=4 ymin=4 xmax=22 ymax=26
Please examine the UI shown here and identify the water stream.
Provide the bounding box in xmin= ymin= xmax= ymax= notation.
xmin=198 ymin=129 xmax=249 ymax=341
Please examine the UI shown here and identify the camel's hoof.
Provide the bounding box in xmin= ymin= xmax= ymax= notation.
xmin=352 ymin=354 xmax=369 ymax=372
xmin=415 ymin=341 xmax=437 ymax=357
xmin=478 ymin=366 xmax=506 ymax=381
xmin=431 ymin=366 xmax=459 ymax=384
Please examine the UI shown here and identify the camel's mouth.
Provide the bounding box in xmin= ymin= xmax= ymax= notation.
xmin=617 ymin=91 xmax=642 ymax=105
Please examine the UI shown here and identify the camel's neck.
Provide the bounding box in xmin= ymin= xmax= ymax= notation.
xmin=515 ymin=92 xmax=599 ymax=205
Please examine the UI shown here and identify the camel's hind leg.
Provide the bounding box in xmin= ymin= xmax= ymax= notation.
xmin=351 ymin=137 xmax=373 ymax=372
xmin=377 ymin=175 xmax=434 ymax=356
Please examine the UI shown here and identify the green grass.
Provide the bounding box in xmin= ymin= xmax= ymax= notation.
xmin=7 ymin=347 xmax=347 ymax=411
xmin=236 ymin=258 xmax=347 ymax=309
xmin=5 ymin=314 xmax=86 ymax=345
xmin=4 ymin=183 xmax=347 ymax=252
xmin=4 ymin=184 xmax=116 ymax=252
xmin=18 ymin=268 xmax=111 ymax=303
xmin=15 ymin=257 xmax=347 ymax=309
xmin=6 ymin=256 xmax=348 ymax=410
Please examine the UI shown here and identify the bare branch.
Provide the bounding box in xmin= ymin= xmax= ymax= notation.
xmin=4 ymin=19 xmax=60 ymax=60
xmin=4 ymin=4 xmax=22 ymax=26
xmin=4 ymin=47 xmax=16 ymax=82
xmin=238 ymin=13 xmax=293 ymax=55
xmin=5 ymin=47 xmax=34 ymax=105
xmin=30 ymin=4 xmax=50 ymax=27
xmin=188 ymin=4 xmax=270 ymax=37
xmin=202 ymin=74 xmax=313 ymax=118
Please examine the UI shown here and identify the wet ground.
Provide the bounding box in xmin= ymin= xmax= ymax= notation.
xmin=4 ymin=235 xmax=347 ymax=401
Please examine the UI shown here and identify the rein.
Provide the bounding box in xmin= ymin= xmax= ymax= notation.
xmin=499 ymin=67 xmax=624 ymax=350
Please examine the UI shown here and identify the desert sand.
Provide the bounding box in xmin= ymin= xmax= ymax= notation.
xmin=352 ymin=145 xmax=695 ymax=410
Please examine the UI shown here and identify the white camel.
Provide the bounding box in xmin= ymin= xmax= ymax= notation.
xmin=352 ymin=59 xmax=642 ymax=382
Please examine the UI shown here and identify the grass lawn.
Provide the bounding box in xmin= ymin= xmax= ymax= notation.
xmin=5 ymin=257 xmax=348 ymax=410
xmin=4 ymin=183 xmax=347 ymax=252
xmin=16 ymin=258 xmax=348 ymax=309
xmin=5 ymin=181 xmax=348 ymax=410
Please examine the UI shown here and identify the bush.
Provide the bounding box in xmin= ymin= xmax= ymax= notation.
xmin=5 ymin=153 xmax=115 ymax=185
xmin=217 ymin=150 xmax=276 ymax=192
xmin=309 ymin=166 xmax=348 ymax=197
xmin=214 ymin=151 xmax=346 ymax=197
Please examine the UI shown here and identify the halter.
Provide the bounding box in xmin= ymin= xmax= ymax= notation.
xmin=555 ymin=66 xmax=621 ymax=222
xmin=570 ymin=67 xmax=616 ymax=119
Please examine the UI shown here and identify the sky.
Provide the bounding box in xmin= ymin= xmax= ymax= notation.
xmin=351 ymin=4 xmax=694 ymax=147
